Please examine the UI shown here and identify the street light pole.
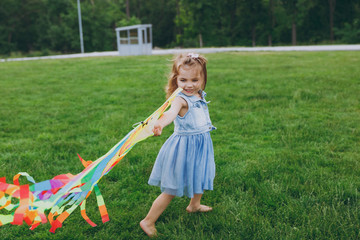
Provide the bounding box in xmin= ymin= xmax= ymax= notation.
xmin=77 ymin=0 xmax=84 ymax=53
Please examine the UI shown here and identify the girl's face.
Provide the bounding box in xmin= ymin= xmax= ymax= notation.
xmin=176 ymin=65 xmax=204 ymax=97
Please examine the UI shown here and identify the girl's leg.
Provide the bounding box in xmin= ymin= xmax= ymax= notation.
xmin=186 ymin=193 xmax=213 ymax=213
xmin=140 ymin=193 xmax=175 ymax=237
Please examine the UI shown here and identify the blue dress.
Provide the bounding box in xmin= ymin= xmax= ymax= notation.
xmin=148 ymin=91 xmax=216 ymax=198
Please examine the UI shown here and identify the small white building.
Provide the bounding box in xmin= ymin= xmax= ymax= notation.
xmin=115 ymin=24 xmax=152 ymax=56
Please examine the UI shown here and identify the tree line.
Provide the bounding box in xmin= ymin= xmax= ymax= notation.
xmin=0 ymin=0 xmax=359 ymax=55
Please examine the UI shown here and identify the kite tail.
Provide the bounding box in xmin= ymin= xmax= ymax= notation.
xmin=45 ymin=154 xmax=114 ymax=233
xmin=0 ymin=171 xmax=78 ymax=230
xmin=0 ymin=174 xmax=45 ymax=229
xmin=0 ymin=87 xmax=183 ymax=233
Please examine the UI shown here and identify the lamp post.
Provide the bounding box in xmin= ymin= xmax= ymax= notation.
xmin=77 ymin=0 xmax=84 ymax=53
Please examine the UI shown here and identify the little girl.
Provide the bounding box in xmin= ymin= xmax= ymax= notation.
xmin=140 ymin=53 xmax=216 ymax=237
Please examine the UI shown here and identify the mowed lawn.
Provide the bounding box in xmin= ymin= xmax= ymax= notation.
xmin=0 ymin=51 xmax=359 ymax=239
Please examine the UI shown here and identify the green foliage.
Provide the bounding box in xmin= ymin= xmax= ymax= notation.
xmin=0 ymin=0 xmax=128 ymax=55
xmin=116 ymin=16 xmax=141 ymax=28
xmin=1 ymin=0 xmax=360 ymax=55
xmin=0 ymin=52 xmax=359 ymax=239
xmin=128 ymin=0 xmax=177 ymax=48
xmin=334 ymin=19 xmax=360 ymax=43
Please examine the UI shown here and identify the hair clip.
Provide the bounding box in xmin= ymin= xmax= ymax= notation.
xmin=187 ymin=53 xmax=199 ymax=59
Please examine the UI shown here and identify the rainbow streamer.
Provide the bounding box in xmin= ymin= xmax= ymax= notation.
xmin=0 ymin=88 xmax=182 ymax=233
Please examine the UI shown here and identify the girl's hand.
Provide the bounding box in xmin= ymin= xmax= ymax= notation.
xmin=152 ymin=96 xmax=186 ymax=137
xmin=153 ymin=123 xmax=163 ymax=136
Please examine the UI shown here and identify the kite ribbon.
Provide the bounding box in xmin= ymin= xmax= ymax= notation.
xmin=0 ymin=88 xmax=182 ymax=232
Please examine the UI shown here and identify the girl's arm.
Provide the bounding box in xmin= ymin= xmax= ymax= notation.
xmin=153 ymin=97 xmax=187 ymax=136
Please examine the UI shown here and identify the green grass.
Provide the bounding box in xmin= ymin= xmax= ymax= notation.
xmin=0 ymin=51 xmax=359 ymax=239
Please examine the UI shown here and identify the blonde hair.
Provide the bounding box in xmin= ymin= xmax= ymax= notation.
xmin=165 ymin=53 xmax=207 ymax=98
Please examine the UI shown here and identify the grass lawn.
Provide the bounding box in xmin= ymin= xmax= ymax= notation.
xmin=0 ymin=51 xmax=359 ymax=239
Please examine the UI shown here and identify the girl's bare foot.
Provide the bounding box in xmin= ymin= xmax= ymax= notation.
xmin=140 ymin=219 xmax=157 ymax=237
xmin=186 ymin=204 xmax=213 ymax=213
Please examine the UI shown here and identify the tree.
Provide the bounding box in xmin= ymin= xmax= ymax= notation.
xmin=282 ymin=0 xmax=298 ymax=45
xmin=126 ymin=0 xmax=130 ymax=19
xmin=175 ymin=0 xmax=217 ymax=47
xmin=239 ymin=0 xmax=267 ymax=46
xmin=0 ymin=0 xmax=46 ymax=54
xmin=329 ymin=0 xmax=336 ymax=42
xmin=281 ymin=0 xmax=317 ymax=45
xmin=266 ymin=0 xmax=276 ymax=46
xmin=130 ymin=0 xmax=177 ymax=48
xmin=1 ymin=0 xmax=360 ymax=55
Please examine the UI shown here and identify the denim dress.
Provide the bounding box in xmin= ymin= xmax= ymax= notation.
xmin=148 ymin=91 xmax=216 ymax=198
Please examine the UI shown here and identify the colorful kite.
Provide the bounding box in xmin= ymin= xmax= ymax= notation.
xmin=0 ymin=88 xmax=182 ymax=233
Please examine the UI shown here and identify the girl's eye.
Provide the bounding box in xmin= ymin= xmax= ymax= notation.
xmin=180 ymin=79 xmax=186 ymax=82
xmin=192 ymin=79 xmax=198 ymax=82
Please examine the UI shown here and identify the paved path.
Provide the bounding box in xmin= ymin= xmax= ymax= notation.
xmin=1 ymin=44 xmax=360 ymax=62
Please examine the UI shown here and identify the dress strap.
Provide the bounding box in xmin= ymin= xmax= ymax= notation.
xmin=177 ymin=92 xmax=191 ymax=107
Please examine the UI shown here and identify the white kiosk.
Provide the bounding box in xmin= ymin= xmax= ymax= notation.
xmin=115 ymin=24 xmax=152 ymax=56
